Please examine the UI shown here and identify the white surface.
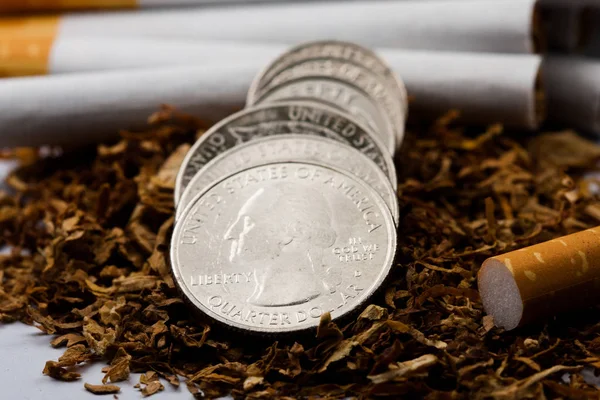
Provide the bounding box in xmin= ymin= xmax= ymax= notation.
xmin=56 ymin=0 xmax=537 ymax=53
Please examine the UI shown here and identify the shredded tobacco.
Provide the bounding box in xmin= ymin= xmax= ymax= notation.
xmin=85 ymin=382 xmax=122 ymax=395
xmin=2 ymin=107 xmax=600 ymax=398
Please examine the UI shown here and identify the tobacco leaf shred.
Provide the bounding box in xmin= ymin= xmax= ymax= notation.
xmin=135 ymin=371 xmax=165 ymax=397
xmin=2 ymin=107 xmax=600 ymax=398
xmin=84 ymin=382 xmax=121 ymax=395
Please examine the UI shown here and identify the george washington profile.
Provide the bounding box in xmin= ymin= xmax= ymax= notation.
xmin=224 ymin=182 xmax=338 ymax=307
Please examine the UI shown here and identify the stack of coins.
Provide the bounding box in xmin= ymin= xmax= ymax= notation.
xmin=170 ymin=41 xmax=407 ymax=334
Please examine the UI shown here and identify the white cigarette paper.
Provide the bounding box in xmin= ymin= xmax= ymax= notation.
xmin=48 ymin=40 xmax=542 ymax=130
xmin=35 ymin=0 xmax=538 ymax=54
xmin=542 ymin=57 xmax=600 ymax=135
xmin=0 ymin=64 xmax=257 ymax=148
xmin=386 ymin=51 xmax=542 ymax=130
xmin=48 ymin=39 xmax=282 ymax=74
xmin=0 ymin=47 xmax=542 ymax=148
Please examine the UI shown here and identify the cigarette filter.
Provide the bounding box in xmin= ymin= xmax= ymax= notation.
xmin=478 ymin=227 xmax=600 ymax=330
xmin=0 ymin=15 xmax=59 ymax=76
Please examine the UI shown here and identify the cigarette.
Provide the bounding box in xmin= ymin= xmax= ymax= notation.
xmin=0 ymin=0 xmax=540 ymax=57
xmin=542 ymin=56 xmax=600 ymax=135
xmin=37 ymin=38 xmax=284 ymax=75
xmin=0 ymin=0 xmax=321 ymax=13
xmin=0 ymin=49 xmax=543 ymax=148
xmin=384 ymin=50 xmax=542 ymax=130
xmin=0 ymin=15 xmax=59 ymax=76
xmin=0 ymin=0 xmax=136 ymax=12
xmin=478 ymin=227 xmax=600 ymax=331
xmin=0 ymin=64 xmax=258 ymax=148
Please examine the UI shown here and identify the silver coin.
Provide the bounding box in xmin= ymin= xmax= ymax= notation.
xmin=176 ymin=134 xmax=399 ymax=224
xmin=174 ymin=101 xmax=395 ymax=204
xmin=252 ymin=78 xmax=396 ymax=154
xmin=249 ymin=59 xmax=406 ymax=152
xmin=246 ymin=40 xmax=408 ymax=115
xmin=171 ymin=161 xmax=397 ymax=333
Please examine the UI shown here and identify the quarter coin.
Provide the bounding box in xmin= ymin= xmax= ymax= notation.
xmin=249 ymin=59 xmax=405 ymax=152
xmin=247 ymin=40 xmax=408 ymax=115
xmin=253 ymin=78 xmax=397 ymax=154
xmin=176 ymin=134 xmax=399 ymax=224
xmin=171 ymin=161 xmax=397 ymax=333
xmin=174 ymin=101 xmax=395 ymax=204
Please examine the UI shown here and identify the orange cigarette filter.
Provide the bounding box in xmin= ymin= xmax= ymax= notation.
xmin=478 ymin=227 xmax=600 ymax=330
xmin=0 ymin=15 xmax=60 ymax=77
xmin=0 ymin=1 xmax=136 ymax=12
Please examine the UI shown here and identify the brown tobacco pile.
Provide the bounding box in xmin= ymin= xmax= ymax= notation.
xmin=2 ymin=107 xmax=600 ymax=399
